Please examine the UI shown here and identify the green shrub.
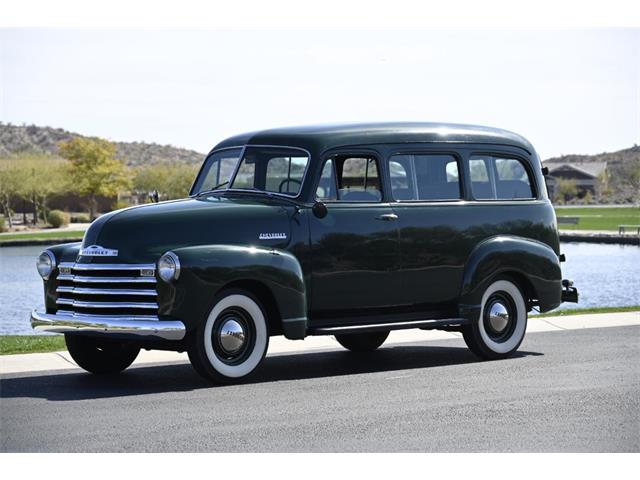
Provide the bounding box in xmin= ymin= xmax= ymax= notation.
xmin=47 ymin=210 xmax=71 ymax=228
xmin=0 ymin=215 xmax=6 ymax=233
xmin=70 ymin=213 xmax=91 ymax=223
xmin=113 ymin=199 xmax=131 ymax=211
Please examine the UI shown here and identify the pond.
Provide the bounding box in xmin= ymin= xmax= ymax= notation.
xmin=0 ymin=243 xmax=638 ymax=335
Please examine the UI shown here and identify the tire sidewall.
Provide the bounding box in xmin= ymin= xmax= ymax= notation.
xmin=475 ymin=279 xmax=527 ymax=356
xmin=195 ymin=291 xmax=269 ymax=380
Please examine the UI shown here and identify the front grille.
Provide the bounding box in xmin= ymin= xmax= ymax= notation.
xmin=56 ymin=262 xmax=158 ymax=318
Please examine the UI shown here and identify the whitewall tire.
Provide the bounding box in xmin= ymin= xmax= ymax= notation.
xmin=188 ymin=290 xmax=269 ymax=383
xmin=462 ymin=278 xmax=527 ymax=359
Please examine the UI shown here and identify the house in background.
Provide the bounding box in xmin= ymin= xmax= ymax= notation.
xmin=543 ymin=161 xmax=608 ymax=201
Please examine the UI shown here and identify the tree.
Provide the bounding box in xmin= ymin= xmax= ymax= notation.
xmin=133 ymin=164 xmax=198 ymax=202
xmin=59 ymin=138 xmax=131 ymax=219
xmin=0 ymin=158 xmax=25 ymax=228
xmin=17 ymin=154 xmax=69 ymax=225
xmin=554 ymin=178 xmax=578 ymax=204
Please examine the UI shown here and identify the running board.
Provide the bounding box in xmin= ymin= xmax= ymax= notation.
xmin=308 ymin=318 xmax=470 ymax=336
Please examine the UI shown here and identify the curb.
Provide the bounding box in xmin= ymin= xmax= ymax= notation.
xmin=1 ymin=311 xmax=638 ymax=375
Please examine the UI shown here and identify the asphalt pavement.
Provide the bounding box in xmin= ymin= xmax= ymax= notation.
xmin=1 ymin=325 xmax=639 ymax=452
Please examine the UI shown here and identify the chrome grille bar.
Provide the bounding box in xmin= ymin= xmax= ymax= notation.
xmin=56 ymin=299 xmax=159 ymax=309
xmin=57 ymin=274 xmax=156 ymax=284
xmin=57 ymin=286 xmax=157 ymax=296
xmin=59 ymin=262 xmax=156 ymax=271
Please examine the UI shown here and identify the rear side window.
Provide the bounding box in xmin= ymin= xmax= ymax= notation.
xmin=387 ymin=154 xmax=461 ymax=201
xmin=470 ymin=155 xmax=535 ymax=200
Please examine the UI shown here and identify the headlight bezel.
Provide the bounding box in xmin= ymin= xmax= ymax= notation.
xmin=36 ymin=250 xmax=56 ymax=280
xmin=158 ymin=252 xmax=181 ymax=283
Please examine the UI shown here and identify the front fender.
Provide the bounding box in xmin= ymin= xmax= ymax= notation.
xmin=459 ymin=235 xmax=562 ymax=317
xmin=159 ymin=245 xmax=307 ymax=339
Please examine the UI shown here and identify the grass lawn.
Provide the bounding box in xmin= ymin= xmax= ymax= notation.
xmin=0 ymin=335 xmax=66 ymax=355
xmin=555 ymin=207 xmax=640 ymax=231
xmin=0 ymin=230 xmax=85 ymax=243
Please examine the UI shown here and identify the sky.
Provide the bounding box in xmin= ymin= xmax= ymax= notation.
xmin=0 ymin=28 xmax=638 ymax=159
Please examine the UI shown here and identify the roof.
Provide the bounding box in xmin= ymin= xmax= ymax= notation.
xmin=212 ymin=122 xmax=535 ymax=154
xmin=545 ymin=161 xmax=607 ymax=178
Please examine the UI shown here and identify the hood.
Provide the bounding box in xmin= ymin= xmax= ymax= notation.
xmin=80 ymin=195 xmax=294 ymax=263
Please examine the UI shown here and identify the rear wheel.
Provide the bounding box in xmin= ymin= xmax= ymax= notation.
xmin=462 ymin=278 xmax=527 ymax=360
xmin=188 ymin=290 xmax=269 ymax=383
xmin=335 ymin=331 xmax=389 ymax=352
xmin=65 ymin=334 xmax=140 ymax=374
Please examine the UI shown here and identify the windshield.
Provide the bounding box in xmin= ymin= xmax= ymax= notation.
xmin=191 ymin=148 xmax=243 ymax=195
xmin=230 ymin=146 xmax=309 ymax=197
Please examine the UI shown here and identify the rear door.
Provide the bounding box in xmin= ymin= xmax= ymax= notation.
xmin=387 ymin=151 xmax=468 ymax=309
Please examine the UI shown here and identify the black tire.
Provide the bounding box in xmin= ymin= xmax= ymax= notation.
xmin=188 ymin=289 xmax=269 ymax=384
xmin=335 ymin=331 xmax=389 ymax=352
xmin=462 ymin=277 xmax=528 ymax=360
xmin=65 ymin=334 xmax=140 ymax=374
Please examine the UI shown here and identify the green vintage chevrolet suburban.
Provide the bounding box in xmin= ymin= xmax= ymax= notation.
xmin=31 ymin=123 xmax=578 ymax=382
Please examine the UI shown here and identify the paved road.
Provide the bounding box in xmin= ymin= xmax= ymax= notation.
xmin=1 ymin=326 xmax=639 ymax=452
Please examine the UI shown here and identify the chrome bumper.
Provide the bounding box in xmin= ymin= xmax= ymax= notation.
xmin=30 ymin=309 xmax=186 ymax=341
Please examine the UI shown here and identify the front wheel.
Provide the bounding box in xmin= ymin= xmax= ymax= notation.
xmin=188 ymin=290 xmax=269 ymax=383
xmin=65 ymin=334 xmax=140 ymax=374
xmin=462 ymin=278 xmax=528 ymax=360
xmin=335 ymin=331 xmax=389 ymax=352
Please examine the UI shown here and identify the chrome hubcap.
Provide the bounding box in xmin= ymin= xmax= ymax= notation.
xmin=488 ymin=302 xmax=510 ymax=333
xmin=218 ymin=319 xmax=246 ymax=354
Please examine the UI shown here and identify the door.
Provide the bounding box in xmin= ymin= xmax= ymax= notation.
xmin=309 ymin=154 xmax=401 ymax=322
xmin=386 ymin=152 xmax=467 ymax=308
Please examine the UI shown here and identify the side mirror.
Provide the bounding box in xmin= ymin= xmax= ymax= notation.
xmin=312 ymin=201 xmax=328 ymax=219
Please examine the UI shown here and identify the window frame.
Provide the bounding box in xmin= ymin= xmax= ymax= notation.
xmin=468 ymin=152 xmax=538 ymax=202
xmin=191 ymin=144 xmax=312 ymax=199
xmin=314 ymin=151 xmax=385 ymax=204
xmin=385 ymin=150 xmax=465 ymax=203
xmin=189 ymin=146 xmax=244 ymax=196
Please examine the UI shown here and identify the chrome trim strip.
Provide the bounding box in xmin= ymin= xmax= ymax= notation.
xmin=57 ymin=286 xmax=157 ymax=296
xmin=59 ymin=262 xmax=156 ymax=271
xmin=57 ymin=275 xmax=157 ymax=284
xmin=30 ymin=309 xmax=185 ymax=341
xmin=55 ymin=299 xmax=159 ymax=309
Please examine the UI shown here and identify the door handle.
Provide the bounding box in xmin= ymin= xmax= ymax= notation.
xmin=376 ymin=213 xmax=398 ymax=221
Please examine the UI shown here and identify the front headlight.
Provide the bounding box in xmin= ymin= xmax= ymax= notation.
xmin=36 ymin=250 xmax=56 ymax=280
xmin=158 ymin=252 xmax=180 ymax=283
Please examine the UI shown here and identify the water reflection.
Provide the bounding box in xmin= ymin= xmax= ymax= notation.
xmin=556 ymin=242 xmax=640 ymax=310
xmin=0 ymin=242 xmax=638 ymax=335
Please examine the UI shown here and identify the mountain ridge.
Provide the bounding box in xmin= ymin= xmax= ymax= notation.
xmin=0 ymin=123 xmax=205 ymax=166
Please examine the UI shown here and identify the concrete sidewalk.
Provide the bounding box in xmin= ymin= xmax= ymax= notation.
xmin=1 ymin=311 xmax=638 ymax=375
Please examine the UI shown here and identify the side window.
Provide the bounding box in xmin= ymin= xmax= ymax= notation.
xmin=494 ymin=157 xmax=535 ymax=199
xmin=389 ymin=159 xmax=413 ymax=200
xmin=387 ymin=154 xmax=461 ymax=201
xmin=470 ymin=155 xmax=535 ymax=200
xmin=265 ymin=156 xmax=307 ymax=194
xmin=316 ymin=159 xmax=337 ymax=200
xmin=316 ymin=155 xmax=382 ymax=202
xmin=340 ymin=157 xmax=381 ymax=202
xmin=469 ymin=157 xmax=493 ymax=199
xmin=232 ymin=157 xmax=256 ymax=190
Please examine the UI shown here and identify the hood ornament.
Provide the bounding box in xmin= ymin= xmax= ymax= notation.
xmin=79 ymin=245 xmax=119 ymax=257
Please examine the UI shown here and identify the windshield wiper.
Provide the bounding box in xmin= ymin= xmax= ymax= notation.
xmin=195 ymin=181 xmax=229 ymax=197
